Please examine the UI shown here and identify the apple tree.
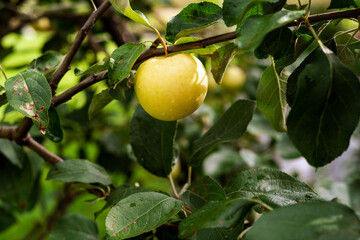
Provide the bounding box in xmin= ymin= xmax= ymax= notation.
xmin=0 ymin=0 xmax=360 ymax=239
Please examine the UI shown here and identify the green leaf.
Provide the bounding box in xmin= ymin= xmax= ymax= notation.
xmin=95 ymin=185 xmax=150 ymax=218
xmin=328 ymin=0 xmax=358 ymax=9
xmin=174 ymin=37 xmax=218 ymax=55
xmin=256 ymin=60 xmax=287 ymax=132
xmin=244 ymin=202 xmax=360 ymax=240
xmin=286 ymin=46 xmax=360 ymax=167
xmin=28 ymin=52 xmax=63 ymax=79
xmin=274 ymin=134 xmax=301 ymax=159
xmin=88 ymin=89 xmax=113 ymax=120
xmin=5 ymin=70 xmax=52 ymax=132
xmin=225 ymin=168 xmax=322 ymax=208
xmin=254 ymin=27 xmax=295 ymax=61
xmin=109 ymin=0 xmax=160 ymax=34
xmin=44 ymin=106 xmax=63 ymax=143
xmin=235 ymin=10 xmax=305 ymax=50
xmin=275 ymin=32 xmax=313 ymax=69
xmin=109 ymin=85 xmax=126 ymax=102
xmin=190 ymin=99 xmax=255 ymax=166
xmin=0 ymin=85 xmax=7 ymax=107
xmin=178 ymin=198 xmax=255 ymax=238
xmin=261 ymin=0 xmax=286 ymax=14
xmin=222 ymin=0 xmax=279 ymax=27
xmin=0 ymin=207 xmax=16 ymax=231
xmin=189 ymin=226 xmax=243 ymax=240
xmin=0 ymin=139 xmax=25 ymax=168
xmin=50 ymin=214 xmax=98 ymax=240
xmin=46 ymin=159 xmax=111 ymax=186
xmin=130 ymin=105 xmax=177 ymax=178
xmin=74 ymin=57 xmax=109 ymax=77
xmin=181 ymin=176 xmax=226 ymax=211
xmin=335 ymin=33 xmax=360 ymax=75
xmin=108 ymin=43 xmax=146 ymax=86
xmin=0 ymin=154 xmax=35 ymax=211
xmin=211 ymin=43 xmax=236 ymax=84
xmin=165 ymin=2 xmax=222 ymax=43
xmin=106 ymin=192 xmax=183 ymax=239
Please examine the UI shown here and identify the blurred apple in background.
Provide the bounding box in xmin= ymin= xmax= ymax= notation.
xmin=209 ymin=65 xmax=247 ymax=92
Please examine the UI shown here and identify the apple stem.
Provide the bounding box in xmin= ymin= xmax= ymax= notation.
xmin=158 ymin=36 xmax=168 ymax=57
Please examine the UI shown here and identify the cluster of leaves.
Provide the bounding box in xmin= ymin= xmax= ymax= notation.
xmin=1 ymin=0 xmax=360 ymax=239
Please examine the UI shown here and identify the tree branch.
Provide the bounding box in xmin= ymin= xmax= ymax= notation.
xmin=52 ymin=71 xmax=106 ymax=107
xmin=25 ymin=135 xmax=63 ymax=164
xmin=47 ymin=8 xmax=360 ymax=115
xmin=3 ymin=1 xmax=112 ymax=145
xmin=93 ymin=0 xmax=136 ymax=45
xmin=48 ymin=0 xmax=111 ymax=96
xmin=14 ymin=117 xmax=34 ymax=144
xmin=138 ymin=8 xmax=360 ymax=61
xmin=0 ymin=126 xmax=63 ymax=164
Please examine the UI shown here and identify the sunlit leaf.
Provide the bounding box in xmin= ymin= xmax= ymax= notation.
xmin=211 ymin=43 xmax=236 ymax=84
xmin=109 ymin=0 xmax=160 ymax=34
xmin=28 ymin=52 xmax=63 ymax=79
xmin=74 ymin=57 xmax=109 ymax=77
xmin=108 ymin=43 xmax=146 ymax=86
xmin=5 ymin=70 xmax=51 ymax=132
xmin=95 ymin=184 xmax=150 ymax=218
xmin=47 ymin=159 xmax=112 ymax=185
xmin=106 ymin=192 xmax=183 ymax=239
xmin=166 ymin=2 xmax=222 ymax=43
xmin=244 ymin=202 xmax=360 ymax=240
xmin=256 ymin=60 xmax=287 ymax=132
xmin=175 ymin=37 xmax=218 ymax=55
xmin=225 ymin=168 xmax=322 ymax=208
xmin=181 ymin=176 xmax=226 ymax=211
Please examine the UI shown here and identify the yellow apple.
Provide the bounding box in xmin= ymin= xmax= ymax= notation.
xmin=207 ymin=72 xmax=218 ymax=89
xmin=134 ymin=53 xmax=208 ymax=121
xmin=221 ymin=65 xmax=246 ymax=90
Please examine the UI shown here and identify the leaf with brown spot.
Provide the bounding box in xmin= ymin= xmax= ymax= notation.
xmin=5 ymin=70 xmax=51 ymax=131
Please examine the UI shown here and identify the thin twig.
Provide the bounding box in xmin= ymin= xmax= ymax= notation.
xmin=49 ymin=8 xmax=360 ymax=108
xmin=25 ymin=135 xmax=63 ymax=164
xmin=0 ymin=126 xmax=63 ymax=164
xmin=188 ymin=166 xmax=192 ymax=186
xmin=49 ymin=0 xmax=111 ymax=96
xmin=0 ymin=126 xmax=17 ymax=139
xmin=52 ymin=70 xmax=106 ymax=107
xmin=168 ymin=175 xmax=180 ymax=199
xmin=137 ymin=8 xmax=360 ymax=61
xmin=14 ymin=117 xmax=34 ymax=144
xmin=0 ymin=64 xmax=8 ymax=80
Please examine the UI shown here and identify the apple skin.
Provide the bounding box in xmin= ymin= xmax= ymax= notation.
xmin=134 ymin=53 xmax=208 ymax=121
